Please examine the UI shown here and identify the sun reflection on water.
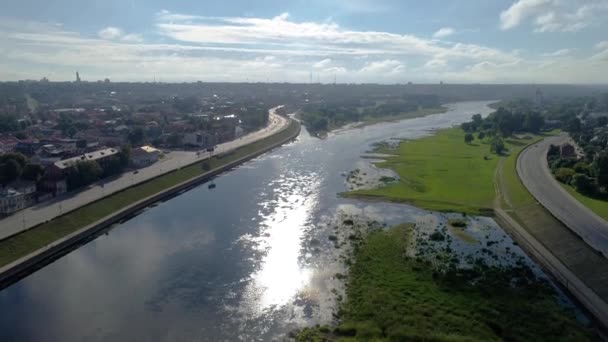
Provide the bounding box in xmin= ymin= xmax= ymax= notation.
xmin=241 ymin=169 xmax=320 ymax=316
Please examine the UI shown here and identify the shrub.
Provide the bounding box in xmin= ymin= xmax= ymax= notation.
xmin=572 ymin=173 xmax=596 ymax=195
xmin=477 ymin=131 xmax=486 ymax=140
xmin=448 ymin=219 xmax=467 ymax=227
xmin=573 ymin=161 xmax=591 ymax=176
xmin=464 ymin=133 xmax=474 ymax=144
xmin=554 ymin=167 xmax=575 ymax=184
xmin=490 ymin=136 xmax=505 ymax=155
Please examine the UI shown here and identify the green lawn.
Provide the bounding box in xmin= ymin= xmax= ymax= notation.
xmin=0 ymin=120 xmax=300 ymax=268
xmin=296 ymin=224 xmax=592 ymax=341
xmin=346 ymin=129 xmax=554 ymax=215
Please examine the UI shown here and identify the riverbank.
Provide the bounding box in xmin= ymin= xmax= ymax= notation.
xmin=343 ymin=128 xmax=550 ymax=215
xmin=342 ymin=126 xmax=608 ymax=329
xmin=303 ymin=106 xmax=446 ymax=137
xmin=296 ymin=222 xmax=594 ymax=341
xmin=0 ymin=119 xmax=300 ymax=284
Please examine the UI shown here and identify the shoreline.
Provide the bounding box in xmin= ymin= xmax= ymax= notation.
xmin=343 ymin=126 xmax=608 ymax=329
xmin=0 ymin=119 xmax=301 ymax=289
xmin=304 ymin=105 xmax=447 ymax=138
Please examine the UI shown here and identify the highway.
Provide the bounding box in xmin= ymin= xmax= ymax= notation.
xmin=0 ymin=108 xmax=289 ymax=240
xmin=517 ymin=133 xmax=608 ymax=257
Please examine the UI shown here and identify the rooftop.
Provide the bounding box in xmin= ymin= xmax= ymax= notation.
xmin=53 ymin=148 xmax=118 ymax=169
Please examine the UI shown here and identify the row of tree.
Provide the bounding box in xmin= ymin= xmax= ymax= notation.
xmin=461 ymin=108 xmax=545 ymax=155
xmin=65 ymin=147 xmax=130 ymax=190
xmin=0 ymin=153 xmax=44 ymax=186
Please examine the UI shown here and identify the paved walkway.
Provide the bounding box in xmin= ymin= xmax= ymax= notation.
xmin=0 ymin=108 xmax=289 ymax=240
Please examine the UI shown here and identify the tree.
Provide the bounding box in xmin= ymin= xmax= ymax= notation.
xmin=118 ymin=146 xmax=131 ymax=167
xmin=566 ymin=117 xmax=582 ymax=133
xmin=311 ymin=116 xmax=329 ymax=132
xmin=0 ymin=159 xmax=21 ymax=185
xmin=594 ymin=152 xmax=608 ymax=188
xmin=490 ymin=136 xmax=505 ymax=155
xmin=128 ymin=127 xmax=146 ymax=146
xmin=477 ymin=131 xmax=486 ymax=140
xmin=523 ymin=111 xmax=544 ymax=133
xmin=0 ymin=152 xmax=27 ymax=169
xmin=65 ymin=161 xmax=102 ymax=190
xmin=21 ymin=163 xmax=44 ymax=182
xmin=471 ymin=114 xmax=483 ymax=130
xmin=0 ymin=113 xmax=19 ymax=133
xmin=494 ymin=107 xmax=515 ymax=137
xmin=555 ymin=168 xmax=576 ymax=184
xmin=464 ymin=133 xmax=474 ymax=144
xmin=167 ymin=133 xmax=182 ymax=146
xmin=572 ymin=173 xmax=595 ymax=195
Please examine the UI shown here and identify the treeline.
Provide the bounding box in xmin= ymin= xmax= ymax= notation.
xmin=461 ymin=107 xmax=545 ymax=154
xmin=301 ymin=94 xmax=441 ymax=135
xmin=548 ymin=96 xmax=608 ymax=197
xmin=0 ymin=153 xmax=44 ymax=186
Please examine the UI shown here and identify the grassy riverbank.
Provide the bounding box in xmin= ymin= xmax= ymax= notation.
xmin=0 ymin=120 xmax=300 ymax=268
xmin=296 ymin=224 xmax=592 ymax=341
xmin=344 ymin=128 xmax=552 ymax=215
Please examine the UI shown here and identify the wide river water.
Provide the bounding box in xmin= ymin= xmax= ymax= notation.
xmin=1 ymin=101 xmax=505 ymax=341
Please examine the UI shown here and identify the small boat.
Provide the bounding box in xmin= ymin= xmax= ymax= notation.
xmin=208 ymin=183 xmax=216 ymax=189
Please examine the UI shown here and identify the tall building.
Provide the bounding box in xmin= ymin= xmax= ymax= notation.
xmin=76 ymin=71 xmax=81 ymax=83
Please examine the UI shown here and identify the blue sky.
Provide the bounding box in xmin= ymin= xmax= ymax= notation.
xmin=1 ymin=0 xmax=607 ymax=83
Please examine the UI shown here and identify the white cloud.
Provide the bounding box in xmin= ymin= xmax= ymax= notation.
xmin=313 ymin=58 xmax=332 ymax=68
xmin=433 ymin=27 xmax=455 ymax=38
xmin=98 ymin=27 xmax=123 ymax=40
xmin=1 ymin=14 xmax=607 ymax=84
xmin=155 ymin=10 xmax=517 ymax=66
xmin=500 ymin=0 xmax=608 ymax=32
xmin=596 ymin=41 xmax=608 ymax=50
xmin=542 ymin=48 xmax=571 ymax=57
xmin=121 ymin=33 xmax=143 ymax=43
xmin=98 ymin=26 xmax=143 ymax=43
xmin=360 ymin=60 xmax=404 ymax=74
xmin=424 ymin=59 xmax=448 ymax=69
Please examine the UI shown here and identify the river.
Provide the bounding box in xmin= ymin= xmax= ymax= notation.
xmin=1 ymin=101 xmax=505 ymax=341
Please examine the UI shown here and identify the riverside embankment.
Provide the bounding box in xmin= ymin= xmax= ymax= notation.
xmin=3 ymin=101 xmax=558 ymax=342
xmin=345 ymin=124 xmax=608 ymax=329
xmin=0 ymin=118 xmax=300 ymax=288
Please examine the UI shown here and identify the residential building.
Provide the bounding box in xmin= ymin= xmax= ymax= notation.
xmin=0 ymin=188 xmax=25 ymax=215
xmin=132 ymin=145 xmax=162 ymax=168
xmin=183 ymin=132 xmax=216 ymax=148
xmin=44 ymin=148 xmax=119 ymax=180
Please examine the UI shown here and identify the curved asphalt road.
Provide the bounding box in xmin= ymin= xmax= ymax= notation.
xmin=517 ymin=133 xmax=608 ymax=257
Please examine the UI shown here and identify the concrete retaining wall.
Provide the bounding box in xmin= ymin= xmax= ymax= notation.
xmin=495 ymin=208 xmax=608 ymax=328
xmin=0 ymin=119 xmax=300 ymax=288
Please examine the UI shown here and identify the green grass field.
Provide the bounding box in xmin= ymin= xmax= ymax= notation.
xmin=345 ymin=129 xmax=554 ymax=215
xmin=296 ymin=224 xmax=592 ymax=341
xmin=0 ymin=120 xmax=300 ymax=268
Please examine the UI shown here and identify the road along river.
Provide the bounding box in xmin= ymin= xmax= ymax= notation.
xmin=0 ymin=101 xmax=585 ymax=341
xmin=517 ymin=133 xmax=608 ymax=257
